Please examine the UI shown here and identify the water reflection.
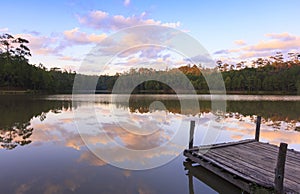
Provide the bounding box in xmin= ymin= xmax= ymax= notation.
xmin=0 ymin=94 xmax=299 ymax=193
xmin=1 ymin=94 xmax=300 ymax=149
xmin=0 ymin=95 xmax=72 ymax=149
xmin=183 ymin=161 xmax=241 ymax=194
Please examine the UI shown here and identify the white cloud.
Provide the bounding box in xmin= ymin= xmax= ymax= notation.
xmin=77 ymin=10 xmax=180 ymax=31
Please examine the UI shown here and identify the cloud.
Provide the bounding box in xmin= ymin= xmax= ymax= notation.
xmin=77 ymin=151 xmax=106 ymax=166
xmin=184 ymin=53 xmax=214 ymax=65
xmin=243 ymin=32 xmax=300 ymax=52
xmin=59 ymin=55 xmax=81 ymax=61
xmin=214 ymin=32 xmax=300 ymax=64
xmin=23 ymin=30 xmax=41 ymax=36
xmin=234 ymin=40 xmax=246 ymax=46
xmin=265 ymin=32 xmax=296 ymax=41
xmin=214 ymin=49 xmax=230 ymax=55
xmin=13 ymin=28 xmax=107 ymax=59
xmin=0 ymin=27 xmax=9 ymax=32
xmin=124 ymin=0 xmax=130 ymax=6
xmin=63 ymin=27 xmax=107 ymax=45
xmin=15 ymin=33 xmax=59 ymax=55
xmin=77 ymin=10 xmax=180 ymax=31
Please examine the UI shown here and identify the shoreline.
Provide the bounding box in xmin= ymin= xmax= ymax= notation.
xmin=0 ymin=90 xmax=299 ymax=96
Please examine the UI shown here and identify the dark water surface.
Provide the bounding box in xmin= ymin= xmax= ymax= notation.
xmin=0 ymin=94 xmax=299 ymax=194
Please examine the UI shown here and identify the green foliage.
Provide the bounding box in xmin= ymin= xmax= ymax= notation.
xmin=1 ymin=33 xmax=300 ymax=94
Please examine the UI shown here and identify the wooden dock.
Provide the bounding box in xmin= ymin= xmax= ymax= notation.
xmin=184 ymin=118 xmax=300 ymax=193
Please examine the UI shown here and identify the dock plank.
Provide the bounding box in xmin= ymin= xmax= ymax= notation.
xmin=184 ymin=140 xmax=300 ymax=193
xmin=208 ymin=147 xmax=300 ymax=190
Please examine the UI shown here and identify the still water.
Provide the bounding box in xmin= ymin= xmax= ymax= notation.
xmin=0 ymin=94 xmax=299 ymax=194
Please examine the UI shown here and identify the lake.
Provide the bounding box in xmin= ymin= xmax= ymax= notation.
xmin=0 ymin=94 xmax=299 ymax=194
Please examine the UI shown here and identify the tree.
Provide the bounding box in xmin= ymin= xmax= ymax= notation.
xmin=0 ymin=33 xmax=31 ymax=61
xmin=13 ymin=37 xmax=31 ymax=60
xmin=216 ymin=60 xmax=223 ymax=71
xmin=296 ymin=79 xmax=300 ymax=95
xmin=0 ymin=33 xmax=14 ymax=59
xmin=225 ymin=76 xmax=232 ymax=90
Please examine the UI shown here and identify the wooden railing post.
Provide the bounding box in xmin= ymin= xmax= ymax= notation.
xmin=189 ymin=121 xmax=195 ymax=149
xmin=255 ymin=116 xmax=261 ymax=141
xmin=274 ymin=143 xmax=288 ymax=194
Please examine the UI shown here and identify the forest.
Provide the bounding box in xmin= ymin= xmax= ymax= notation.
xmin=0 ymin=33 xmax=300 ymax=94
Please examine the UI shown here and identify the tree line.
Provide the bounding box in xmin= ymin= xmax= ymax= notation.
xmin=115 ymin=63 xmax=300 ymax=94
xmin=0 ymin=33 xmax=299 ymax=94
xmin=0 ymin=33 xmax=75 ymax=93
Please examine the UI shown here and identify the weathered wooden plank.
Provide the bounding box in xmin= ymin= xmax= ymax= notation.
xmin=193 ymin=149 xmax=274 ymax=186
xmin=197 ymin=142 xmax=300 ymax=176
xmin=236 ymin=143 xmax=300 ymax=174
xmin=196 ymin=139 xmax=256 ymax=150
xmin=208 ymin=146 xmax=300 ymax=190
xmin=247 ymin=142 xmax=300 ymax=160
xmin=204 ymin=141 xmax=300 ymax=168
xmin=248 ymin=142 xmax=300 ymax=159
xmin=184 ymin=150 xmax=259 ymax=184
xmin=244 ymin=142 xmax=300 ymax=165
xmin=184 ymin=151 xmax=254 ymax=193
xmin=186 ymin=149 xmax=299 ymax=192
xmin=185 ymin=140 xmax=300 ymax=193
xmin=220 ymin=144 xmax=300 ymax=170
xmin=210 ymin=146 xmax=276 ymax=174
xmin=205 ymin=150 xmax=274 ymax=186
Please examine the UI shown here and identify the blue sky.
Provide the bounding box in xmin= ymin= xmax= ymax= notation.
xmin=1 ymin=0 xmax=300 ymax=74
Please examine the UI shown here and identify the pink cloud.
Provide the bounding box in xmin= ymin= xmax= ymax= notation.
xmin=77 ymin=151 xmax=106 ymax=166
xmin=265 ymin=32 xmax=296 ymax=41
xmin=63 ymin=27 xmax=107 ymax=44
xmin=215 ymin=32 xmax=300 ymax=64
xmin=234 ymin=39 xmax=246 ymax=46
xmin=59 ymin=55 xmax=81 ymax=61
xmin=15 ymin=33 xmax=59 ymax=55
xmin=15 ymin=28 xmax=108 ymax=58
xmin=245 ymin=39 xmax=299 ymax=51
xmin=243 ymin=32 xmax=300 ymax=52
xmin=77 ymin=10 xmax=180 ymax=31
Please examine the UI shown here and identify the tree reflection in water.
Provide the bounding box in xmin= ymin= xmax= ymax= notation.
xmin=124 ymin=96 xmax=300 ymax=131
xmin=0 ymin=94 xmax=299 ymax=150
xmin=0 ymin=122 xmax=33 ymax=149
xmin=0 ymin=95 xmax=72 ymax=150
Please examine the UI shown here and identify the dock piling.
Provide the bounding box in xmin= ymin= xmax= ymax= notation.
xmin=274 ymin=142 xmax=288 ymax=194
xmin=189 ymin=121 xmax=195 ymax=149
xmin=255 ymin=116 xmax=261 ymax=141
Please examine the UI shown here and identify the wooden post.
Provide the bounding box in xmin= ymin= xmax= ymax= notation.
xmin=188 ymin=172 xmax=195 ymax=194
xmin=274 ymin=142 xmax=288 ymax=194
xmin=189 ymin=121 xmax=195 ymax=149
xmin=255 ymin=116 xmax=261 ymax=141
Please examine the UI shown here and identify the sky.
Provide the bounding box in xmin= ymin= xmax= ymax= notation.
xmin=1 ymin=0 xmax=300 ymax=74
